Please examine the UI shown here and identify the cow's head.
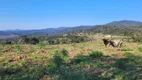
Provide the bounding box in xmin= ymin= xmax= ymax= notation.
xmin=102 ymin=39 xmax=110 ymax=47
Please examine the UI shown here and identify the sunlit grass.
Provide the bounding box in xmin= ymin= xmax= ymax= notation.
xmin=1 ymin=40 xmax=142 ymax=80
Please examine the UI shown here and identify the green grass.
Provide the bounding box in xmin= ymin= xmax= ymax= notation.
xmin=29 ymin=47 xmax=36 ymax=53
xmin=15 ymin=44 xmax=23 ymax=53
xmin=137 ymin=46 xmax=142 ymax=52
xmin=89 ymin=51 xmax=103 ymax=58
xmin=137 ymin=41 xmax=142 ymax=44
xmin=1 ymin=40 xmax=142 ymax=80
xmin=122 ymin=52 xmax=134 ymax=57
xmin=38 ymin=42 xmax=46 ymax=49
xmin=122 ymin=47 xmax=133 ymax=51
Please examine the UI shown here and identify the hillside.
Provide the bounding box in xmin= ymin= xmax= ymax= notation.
xmin=85 ymin=20 xmax=142 ymax=35
xmin=0 ymin=26 xmax=94 ymax=36
xmin=106 ymin=20 xmax=142 ymax=27
xmin=1 ymin=20 xmax=142 ymax=39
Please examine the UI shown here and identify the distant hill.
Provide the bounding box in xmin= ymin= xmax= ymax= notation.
xmin=106 ymin=20 xmax=142 ymax=27
xmin=1 ymin=20 xmax=142 ymax=37
xmin=0 ymin=26 xmax=94 ymax=36
xmin=85 ymin=20 xmax=142 ymax=35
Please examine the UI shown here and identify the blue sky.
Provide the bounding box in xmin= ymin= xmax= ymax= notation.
xmin=0 ymin=0 xmax=142 ymax=30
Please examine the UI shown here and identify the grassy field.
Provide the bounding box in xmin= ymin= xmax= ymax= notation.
xmin=0 ymin=40 xmax=142 ymax=80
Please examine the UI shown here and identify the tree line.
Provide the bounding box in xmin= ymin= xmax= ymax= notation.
xmin=0 ymin=34 xmax=90 ymax=45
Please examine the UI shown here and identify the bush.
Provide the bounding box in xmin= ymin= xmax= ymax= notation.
xmin=50 ymin=49 xmax=69 ymax=68
xmin=38 ymin=42 xmax=45 ymax=49
xmin=53 ymin=49 xmax=69 ymax=59
xmin=89 ymin=51 xmax=103 ymax=58
xmin=60 ymin=49 xmax=68 ymax=57
xmin=51 ymin=55 xmax=64 ymax=68
xmin=30 ymin=37 xmax=39 ymax=44
xmin=131 ymin=33 xmax=142 ymax=42
xmin=18 ymin=36 xmax=39 ymax=44
xmin=73 ymin=54 xmax=87 ymax=64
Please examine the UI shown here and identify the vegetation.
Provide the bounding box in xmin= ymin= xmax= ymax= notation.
xmin=1 ymin=20 xmax=142 ymax=80
xmin=89 ymin=51 xmax=103 ymax=58
xmin=0 ymin=34 xmax=90 ymax=45
xmin=137 ymin=46 xmax=142 ymax=52
xmin=0 ymin=39 xmax=142 ymax=80
xmin=122 ymin=47 xmax=133 ymax=51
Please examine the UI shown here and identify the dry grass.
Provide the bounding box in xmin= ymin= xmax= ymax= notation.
xmin=1 ymin=40 xmax=142 ymax=80
xmin=1 ymin=41 xmax=142 ymax=62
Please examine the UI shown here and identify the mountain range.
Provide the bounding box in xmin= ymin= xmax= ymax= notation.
xmin=106 ymin=20 xmax=142 ymax=27
xmin=0 ymin=20 xmax=142 ymax=36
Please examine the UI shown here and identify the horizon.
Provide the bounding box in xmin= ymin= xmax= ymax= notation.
xmin=0 ymin=0 xmax=142 ymax=30
xmin=0 ymin=20 xmax=142 ymax=31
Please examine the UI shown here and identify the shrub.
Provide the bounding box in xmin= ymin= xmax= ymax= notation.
xmin=60 ymin=49 xmax=68 ymax=57
xmin=138 ymin=47 xmax=142 ymax=52
xmin=89 ymin=51 xmax=103 ymax=58
xmin=51 ymin=54 xmax=64 ymax=68
xmin=53 ymin=49 xmax=69 ymax=59
xmin=38 ymin=42 xmax=45 ymax=49
xmin=73 ymin=54 xmax=87 ymax=64
xmin=19 ymin=36 xmax=39 ymax=44
xmin=53 ymin=55 xmax=64 ymax=65
xmin=131 ymin=33 xmax=142 ymax=42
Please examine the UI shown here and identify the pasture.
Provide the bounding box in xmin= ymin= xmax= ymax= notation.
xmin=0 ymin=40 xmax=142 ymax=80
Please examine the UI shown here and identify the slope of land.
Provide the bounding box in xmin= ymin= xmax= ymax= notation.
xmin=106 ymin=20 xmax=142 ymax=27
